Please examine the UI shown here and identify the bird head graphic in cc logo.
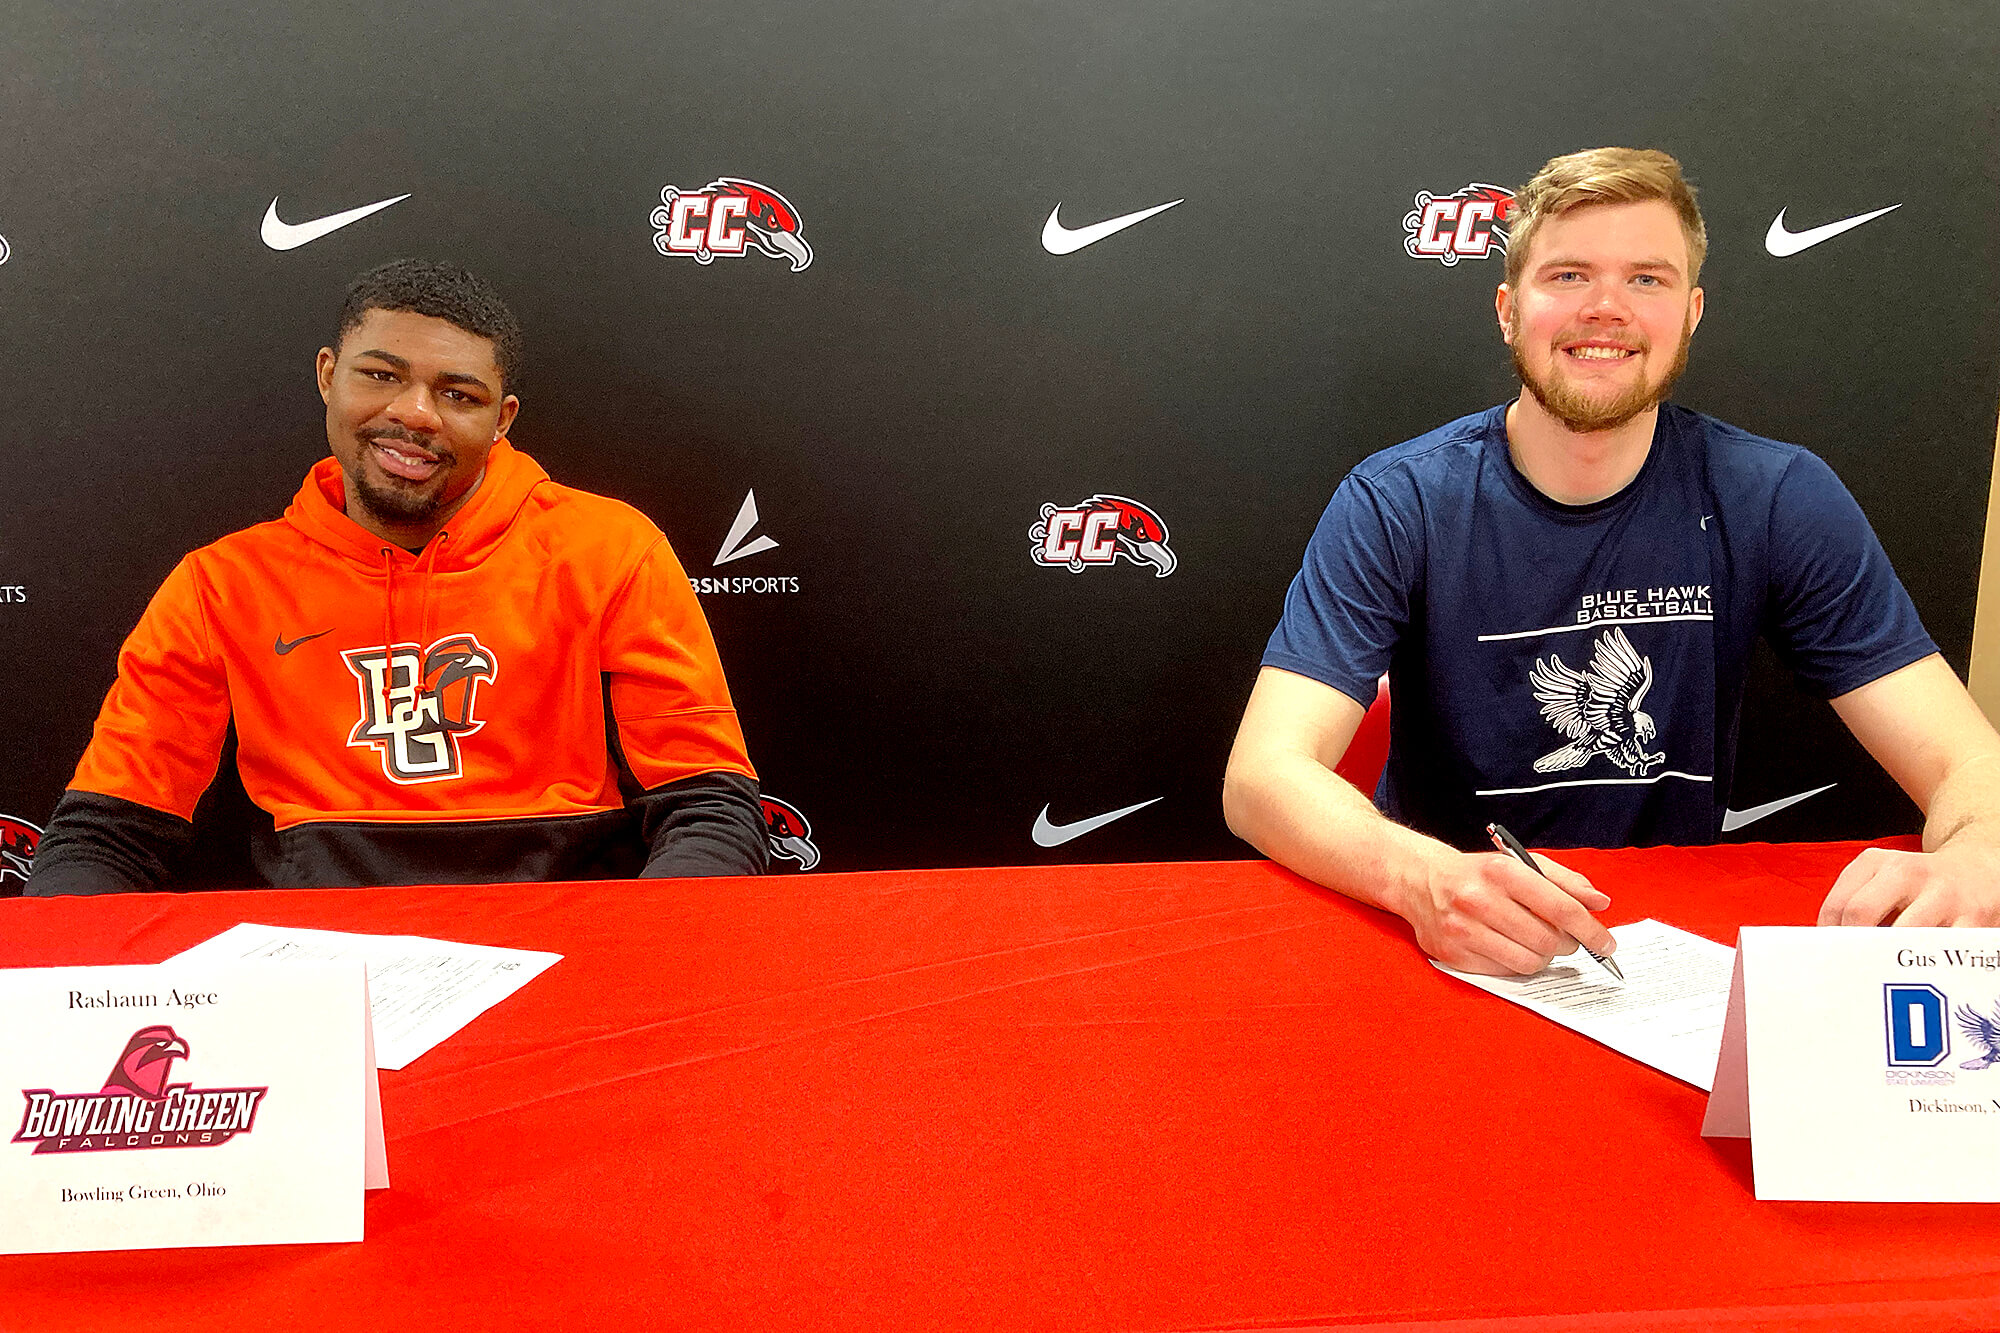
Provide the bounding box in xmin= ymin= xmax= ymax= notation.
xmin=13 ymin=1026 xmax=269 ymax=1155
xmin=344 ymin=633 xmax=498 ymax=785
xmin=651 ymin=177 xmax=814 ymax=271
xmin=761 ymin=796 xmax=820 ymax=871
xmin=0 ymin=815 xmax=42 ymax=888
xmin=1030 ymin=495 xmax=1176 ymax=577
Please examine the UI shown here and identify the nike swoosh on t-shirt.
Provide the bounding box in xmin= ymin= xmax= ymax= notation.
xmin=1722 ymin=782 xmax=1836 ymax=831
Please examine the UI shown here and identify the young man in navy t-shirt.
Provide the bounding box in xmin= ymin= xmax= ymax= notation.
xmin=1223 ymin=147 xmax=2000 ymax=976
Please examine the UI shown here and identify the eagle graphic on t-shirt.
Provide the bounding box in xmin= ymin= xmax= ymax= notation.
xmin=1527 ymin=627 xmax=1666 ymax=777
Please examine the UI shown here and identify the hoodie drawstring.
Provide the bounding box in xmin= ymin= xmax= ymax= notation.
xmin=381 ymin=548 xmax=398 ymax=651
xmin=418 ymin=531 xmax=448 ymax=648
xmin=381 ymin=531 xmax=449 ymax=652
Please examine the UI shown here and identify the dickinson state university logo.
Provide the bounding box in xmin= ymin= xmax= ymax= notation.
xmin=344 ymin=634 xmax=497 ymax=784
xmin=761 ymin=796 xmax=820 ymax=871
xmin=1 ymin=815 xmax=42 ymax=888
xmin=1030 ymin=495 xmax=1176 ymax=577
xmin=651 ymin=179 xmax=814 ymax=272
xmin=1883 ymin=977 xmax=2000 ymax=1089
xmin=1404 ymin=183 xmax=1516 ymax=265
xmin=13 ymin=1026 xmax=267 ymax=1155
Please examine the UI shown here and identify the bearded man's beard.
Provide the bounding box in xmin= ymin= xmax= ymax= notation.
xmin=1512 ymin=316 xmax=1694 ymax=434
xmin=352 ymin=468 xmax=448 ymax=525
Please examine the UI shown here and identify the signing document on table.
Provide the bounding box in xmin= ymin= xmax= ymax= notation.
xmin=168 ymin=923 xmax=560 ymax=1070
xmin=1435 ymin=919 xmax=1735 ymax=1089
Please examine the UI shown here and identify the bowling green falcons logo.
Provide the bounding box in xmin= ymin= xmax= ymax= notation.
xmin=343 ymin=634 xmax=498 ymax=784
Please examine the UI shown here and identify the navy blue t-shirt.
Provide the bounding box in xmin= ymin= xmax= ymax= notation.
xmin=1263 ymin=403 xmax=1937 ymax=850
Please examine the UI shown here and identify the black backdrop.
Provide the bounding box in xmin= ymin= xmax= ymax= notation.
xmin=4 ymin=0 xmax=1997 ymax=885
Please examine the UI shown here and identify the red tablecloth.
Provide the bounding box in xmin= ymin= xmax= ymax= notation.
xmin=4 ymin=841 xmax=1997 ymax=1332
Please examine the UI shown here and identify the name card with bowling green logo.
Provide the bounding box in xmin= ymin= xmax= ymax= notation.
xmin=1703 ymin=927 xmax=2000 ymax=1201
xmin=0 ymin=963 xmax=386 ymax=1254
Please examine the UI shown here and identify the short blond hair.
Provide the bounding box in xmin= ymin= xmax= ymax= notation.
xmin=1505 ymin=147 xmax=1707 ymax=287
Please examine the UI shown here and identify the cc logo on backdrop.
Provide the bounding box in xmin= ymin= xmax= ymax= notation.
xmin=1403 ymin=183 xmax=1516 ymax=265
xmin=1030 ymin=495 xmax=1176 ymax=577
xmin=651 ymin=178 xmax=814 ymax=272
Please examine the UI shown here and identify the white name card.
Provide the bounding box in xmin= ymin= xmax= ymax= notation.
xmin=1704 ymin=927 xmax=2000 ymax=1201
xmin=0 ymin=963 xmax=386 ymax=1254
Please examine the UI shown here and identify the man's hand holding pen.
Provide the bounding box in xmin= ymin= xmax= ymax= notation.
xmin=1393 ymin=835 xmax=1618 ymax=977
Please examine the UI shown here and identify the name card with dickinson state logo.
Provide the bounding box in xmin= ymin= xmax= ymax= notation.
xmin=0 ymin=963 xmax=386 ymax=1254
xmin=1703 ymin=927 xmax=2000 ymax=1201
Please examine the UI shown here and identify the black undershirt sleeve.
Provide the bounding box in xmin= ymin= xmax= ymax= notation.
xmin=632 ymin=772 xmax=769 ymax=878
xmin=24 ymin=791 xmax=195 ymax=897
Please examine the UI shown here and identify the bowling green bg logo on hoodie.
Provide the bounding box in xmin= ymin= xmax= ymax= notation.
xmin=342 ymin=633 xmax=499 ymax=784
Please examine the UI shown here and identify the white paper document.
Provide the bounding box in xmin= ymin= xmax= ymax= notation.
xmin=168 ymin=925 xmax=561 ymax=1070
xmin=1434 ymin=919 xmax=1735 ymax=1089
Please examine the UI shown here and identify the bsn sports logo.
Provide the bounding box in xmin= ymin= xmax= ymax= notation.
xmin=1404 ymin=184 xmax=1516 ymax=265
xmin=651 ymin=179 xmax=814 ymax=272
xmin=344 ymin=634 xmax=497 ymax=784
xmin=13 ymin=1026 xmax=268 ymax=1155
xmin=1 ymin=815 xmax=41 ymax=888
xmin=1030 ymin=495 xmax=1176 ymax=577
xmin=761 ymin=797 xmax=820 ymax=871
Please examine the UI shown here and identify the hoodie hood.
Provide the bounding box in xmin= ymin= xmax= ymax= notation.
xmin=283 ymin=438 xmax=550 ymax=570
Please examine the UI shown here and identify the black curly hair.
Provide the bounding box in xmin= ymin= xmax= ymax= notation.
xmin=333 ymin=258 xmax=524 ymax=395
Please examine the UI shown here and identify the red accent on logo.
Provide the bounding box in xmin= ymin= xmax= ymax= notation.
xmin=0 ymin=815 xmax=41 ymax=887
xmin=760 ymin=796 xmax=821 ymax=871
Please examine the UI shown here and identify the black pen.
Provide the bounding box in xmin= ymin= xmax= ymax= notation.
xmin=1484 ymin=822 xmax=1623 ymax=981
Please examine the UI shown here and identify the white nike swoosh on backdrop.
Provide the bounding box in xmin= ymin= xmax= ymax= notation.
xmin=261 ymin=194 xmax=412 ymax=251
xmin=1040 ymin=199 xmax=1183 ymax=255
xmin=1763 ymin=204 xmax=1900 ymax=257
xmin=1031 ymin=798 xmax=1163 ymax=847
xmin=1721 ymin=782 xmax=1836 ymax=832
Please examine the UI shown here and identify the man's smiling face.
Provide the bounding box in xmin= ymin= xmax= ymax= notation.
xmin=1498 ymin=199 xmax=1704 ymax=435
xmin=316 ymin=307 xmax=519 ymax=547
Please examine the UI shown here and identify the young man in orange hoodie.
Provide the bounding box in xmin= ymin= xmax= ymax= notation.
xmin=29 ymin=259 xmax=766 ymax=893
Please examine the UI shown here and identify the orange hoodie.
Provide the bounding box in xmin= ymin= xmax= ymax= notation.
xmin=50 ymin=441 xmax=756 ymax=885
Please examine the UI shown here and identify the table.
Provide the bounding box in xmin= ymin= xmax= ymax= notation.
xmin=4 ymin=841 xmax=1997 ymax=1332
